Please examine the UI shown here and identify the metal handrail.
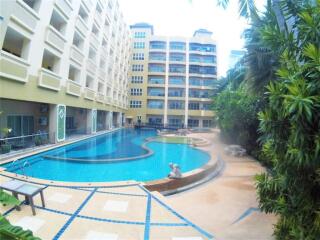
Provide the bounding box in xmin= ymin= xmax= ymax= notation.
xmin=21 ymin=160 xmax=31 ymax=179
xmin=0 ymin=132 xmax=48 ymax=141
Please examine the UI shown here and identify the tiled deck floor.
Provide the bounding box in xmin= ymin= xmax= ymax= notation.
xmin=0 ymin=175 xmax=213 ymax=240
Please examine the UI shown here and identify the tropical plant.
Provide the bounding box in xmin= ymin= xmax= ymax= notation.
xmin=256 ymin=1 xmax=320 ymax=239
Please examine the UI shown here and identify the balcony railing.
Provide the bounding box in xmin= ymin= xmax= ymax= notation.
xmin=54 ymin=0 xmax=73 ymax=18
xmin=15 ymin=0 xmax=40 ymax=32
xmin=38 ymin=68 xmax=61 ymax=91
xmin=86 ymin=59 xmax=97 ymax=74
xmin=45 ymin=26 xmax=66 ymax=53
xmin=70 ymin=45 xmax=85 ymax=65
xmin=96 ymin=92 xmax=105 ymax=103
xmin=75 ymin=16 xmax=89 ymax=36
xmin=84 ymin=87 xmax=95 ymax=100
xmin=0 ymin=132 xmax=50 ymax=155
xmin=0 ymin=50 xmax=29 ymax=83
xmin=66 ymin=80 xmax=81 ymax=97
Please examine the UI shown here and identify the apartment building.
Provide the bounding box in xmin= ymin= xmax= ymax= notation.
xmin=128 ymin=23 xmax=216 ymax=128
xmin=0 ymin=0 xmax=131 ymax=143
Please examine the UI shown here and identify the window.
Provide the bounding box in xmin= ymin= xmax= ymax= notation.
xmin=168 ymin=101 xmax=184 ymax=109
xmin=2 ymin=27 xmax=30 ymax=60
xmin=149 ymin=52 xmax=166 ymax=61
xmin=169 ymin=53 xmax=185 ymax=62
xmin=168 ymin=118 xmax=182 ymax=126
xmin=170 ymin=42 xmax=186 ymax=50
xmin=85 ymin=75 xmax=94 ymax=88
xmin=188 ymin=102 xmax=200 ymax=110
xmin=92 ymin=24 xmax=99 ymax=37
xmin=42 ymin=49 xmax=60 ymax=73
xmin=100 ymin=59 xmax=106 ymax=69
xmin=148 ymin=76 xmax=164 ymax=84
xmin=188 ymin=119 xmax=199 ymax=128
xmin=49 ymin=9 xmax=67 ymax=35
xmin=148 ymin=88 xmax=165 ymax=97
xmin=189 ymin=65 xmax=216 ymax=75
xmin=133 ymin=42 xmax=145 ymax=49
xmin=169 ymin=77 xmax=185 ymax=85
xmin=189 ymin=43 xmax=216 ymax=52
xmin=22 ymin=0 xmax=41 ymax=12
xmin=148 ymin=116 xmax=162 ymax=124
xmin=201 ymin=103 xmax=211 ymax=110
xmin=7 ymin=115 xmax=34 ymax=137
xmin=147 ymin=100 xmax=164 ymax=109
xmin=132 ymin=64 xmax=144 ymax=71
xmin=203 ymin=119 xmax=213 ymax=127
xmin=68 ymin=65 xmax=80 ymax=82
xmin=189 ymin=90 xmax=213 ymax=98
xmin=169 ymin=64 xmax=185 ymax=73
xmin=189 ymin=54 xmax=216 ymax=64
xmin=132 ymin=53 xmax=144 ymax=60
xmin=134 ymin=32 xmax=146 ymax=38
xmin=168 ymin=88 xmax=184 ymax=97
xmin=131 ymin=76 xmax=143 ymax=83
xmin=150 ymin=41 xmax=166 ymax=49
xmin=148 ymin=63 xmax=165 ymax=73
xmin=78 ymin=5 xmax=88 ymax=23
xmin=98 ymin=82 xmax=104 ymax=93
xmin=130 ymin=100 xmax=142 ymax=108
xmin=72 ymin=31 xmax=84 ymax=50
xmin=88 ymin=47 xmax=97 ymax=61
xmin=130 ymin=88 xmax=142 ymax=96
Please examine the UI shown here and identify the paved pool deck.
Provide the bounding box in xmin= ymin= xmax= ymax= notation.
xmin=0 ymin=129 xmax=276 ymax=239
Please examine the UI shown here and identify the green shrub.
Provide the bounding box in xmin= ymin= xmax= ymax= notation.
xmin=0 ymin=144 xmax=11 ymax=154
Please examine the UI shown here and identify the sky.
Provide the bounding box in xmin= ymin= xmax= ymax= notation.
xmin=118 ymin=0 xmax=266 ymax=77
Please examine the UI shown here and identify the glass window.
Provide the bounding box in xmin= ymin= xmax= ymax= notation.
xmin=169 ymin=76 xmax=185 ymax=85
xmin=148 ymin=117 xmax=162 ymax=124
xmin=147 ymin=88 xmax=165 ymax=96
xmin=131 ymin=76 xmax=143 ymax=83
xmin=133 ymin=42 xmax=145 ymax=49
xmin=169 ymin=42 xmax=186 ymax=50
xmin=149 ymin=52 xmax=166 ymax=61
xmin=148 ymin=76 xmax=164 ymax=84
xmin=168 ymin=118 xmax=182 ymax=126
xmin=169 ymin=53 xmax=185 ymax=62
xmin=130 ymin=100 xmax=142 ymax=108
xmin=168 ymin=101 xmax=184 ymax=109
xmin=189 ymin=43 xmax=216 ymax=52
xmin=130 ymin=88 xmax=142 ymax=96
xmin=150 ymin=41 xmax=166 ymax=49
xmin=134 ymin=32 xmax=146 ymax=38
xmin=168 ymin=88 xmax=184 ymax=97
xmin=147 ymin=100 xmax=164 ymax=109
xmin=148 ymin=64 xmax=165 ymax=72
xmin=188 ymin=102 xmax=200 ymax=110
xmin=7 ymin=115 xmax=34 ymax=137
xmin=169 ymin=64 xmax=185 ymax=73
xmin=189 ymin=65 xmax=216 ymax=75
xmin=188 ymin=119 xmax=199 ymax=127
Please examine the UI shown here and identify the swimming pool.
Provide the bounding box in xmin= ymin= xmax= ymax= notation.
xmin=2 ymin=129 xmax=210 ymax=182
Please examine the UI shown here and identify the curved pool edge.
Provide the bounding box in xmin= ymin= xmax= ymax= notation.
xmin=0 ymin=144 xmax=222 ymax=193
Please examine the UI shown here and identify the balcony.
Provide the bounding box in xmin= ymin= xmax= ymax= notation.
xmin=15 ymin=0 xmax=40 ymax=33
xmin=81 ymin=0 xmax=93 ymax=11
xmin=96 ymin=92 xmax=105 ymax=103
xmin=188 ymin=110 xmax=214 ymax=117
xmin=66 ymin=80 xmax=81 ymax=97
xmin=70 ymin=45 xmax=84 ymax=65
xmin=86 ymin=59 xmax=97 ymax=75
xmin=0 ymin=50 xmax=29 ymax=83
xmin=45 ymin=26 xmax=66 ymax=53
xmin=90 ymin=34 xmax=100 ymax=50
xmin=75 ymin=16 xmax=88 ymax=37
xmin=54 ymin=0 xmax=73 ymax=19
xmin=98 ymin=69 xmax=107 ymax=81
xmin=94 ymin=12 xmax=103 ymax=28
xmin=147 ymin=109 xmax=165 ymax=115
xmin=167 ymin=109 xmax=185 ymax=116
xmin=84 ymin=87 xmax=95 ymax=100
xmin=38 ymin=68 xmax=61 ymax=91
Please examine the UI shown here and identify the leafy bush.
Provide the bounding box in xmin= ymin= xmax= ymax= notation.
xmin=214 ymin=88 xmax=263 ymax=157
xmin=0 ymin=144 xmax=11 ymax=154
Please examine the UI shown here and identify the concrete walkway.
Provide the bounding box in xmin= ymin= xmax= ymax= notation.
xmin=166 ymin=129 xmax=277 ymax=240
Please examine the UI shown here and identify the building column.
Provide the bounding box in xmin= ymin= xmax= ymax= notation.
xmin=86 ymin=109 xmax=97 ymax=134
xmin=49 ymin=104 xmax=66 ymax=143
xmin=108 ymin=111 xmax=113 ymax=129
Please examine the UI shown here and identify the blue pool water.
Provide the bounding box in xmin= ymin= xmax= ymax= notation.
xmin=2 ymin=129 xmax=210 ymax=182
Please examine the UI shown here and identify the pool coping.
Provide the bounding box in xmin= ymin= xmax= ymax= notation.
xmin=0 ymin=129 xmax=221 ymax=193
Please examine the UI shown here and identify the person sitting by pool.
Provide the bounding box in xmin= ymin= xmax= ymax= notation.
xmin=168 ymin=163 xmax=182 ymax=179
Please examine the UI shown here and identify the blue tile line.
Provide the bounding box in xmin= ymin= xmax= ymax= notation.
xmin=137 ymin=185 xmax=214 ymax=239
xmin=3 ymin=200 xmax=26 ymax=216
xmin=52 ymin=187 xmax=97 ymax=240
xmin=232 ymin=207 xmax=260 ymax=225
xmin=76 ymin=187 xmax=148 ymax=197
xmin=33 ymin=204 xmax=188 ymax=227
xmin=144 ymin=193 xmax=152 ymax=240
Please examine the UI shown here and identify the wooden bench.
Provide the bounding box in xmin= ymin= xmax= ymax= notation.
xmin=0 ymin=180 xmax=45 ymax=215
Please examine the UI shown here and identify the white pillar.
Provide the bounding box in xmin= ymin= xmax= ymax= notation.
xmin=49 ymin=104 xmax=66 ymax=143
xmin=86 ymin=109 xmax=97 ymax=134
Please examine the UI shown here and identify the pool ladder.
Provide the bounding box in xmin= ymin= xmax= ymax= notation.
xmin=10 ymin=159 xmax=32 ymax=179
